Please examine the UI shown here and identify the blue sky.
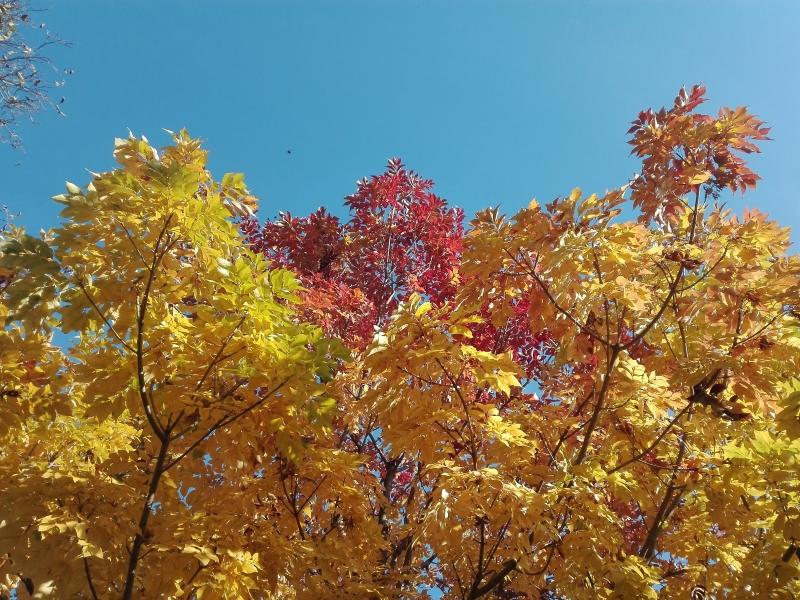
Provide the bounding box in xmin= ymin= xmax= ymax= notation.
xmin=2 ymin=0 xmax=798 ymax=245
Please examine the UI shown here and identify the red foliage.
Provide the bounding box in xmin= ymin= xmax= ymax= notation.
xmin=242 ymin=158 xmax=558 ymax=394
xmin=610 ymin=499 xmax=648 ymax=553
xmin=242 ymin=158 xmax=464 ymax=349
xmin=469 ymin=298 xmax=553 ymax=380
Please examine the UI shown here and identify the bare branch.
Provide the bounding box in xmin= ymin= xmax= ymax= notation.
xmin=122 ymin=428 xmax=173 ymax=600
xmin=135 ymin=215 xmax=174 ymax=442
xmin=639 ymin=435 xmax=687 ymax=561
xmin=0 ymin=0 xmax=71 ymax=149
xmin=193 ymin=313 xmax=248 ymax=394
xmin=624 ymin=267 xmax=682 ymax=350
xmin=574 ymin=345 xmax=620 ymax=465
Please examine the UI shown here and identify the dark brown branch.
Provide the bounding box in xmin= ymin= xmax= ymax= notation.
xmin=592 ymin=248 xmax=616 ymax=346
xmin=122 ymin=429 xmax=173 ymax=600
xmin=421 ymin=553 xmax=438 ymax=571
xmin=623 ymin=188 xmax=705 ymax=356
xmin=624 ymin=266 xmax=682 ymax=350
xmin=183 ymin=563 xmax=205 ymax=600
xmin=732 ymin=310 xmax=787 ymax=349
xmin=121 ymin=215 xmax=179 ymax=599
xmin=366 ymin=431 xmax=389 ymax=465
xmin=297 ymin=474 xmax=328 ymax=514
xmin=469 ymin=518 xmax=487 ymax=597
xmin=485 ymin=520 xmax=511 ymax=567
xmin=528 ymin=508 xmax=571 ymax=577
xmin=468 ymin=559 xmax=517 ymax=599
xmin=452 ymin=560 xmax=466 ymax=598
xmin=83 ymin=557 xmax=99 ymax=600
xmin=281 ymin=473 xmax=306 ymax=540
xmin=529 ymin=542 xmax=558 ymax=577
xmin=677 ymin=243 xmax=729 ymax=292
xmin=193 ymin=314 xmax=248 ymax=396
xmin=638 ymin=436 xmax=687 ymax=561
xmin=574 ymin=345 xmax=620 ymax=465
xmin=435 ymin=357 xmax=480 ymax=470
xmin=546 ymin=389 xmax=596 ymax=469
xmin=112 ymin=217 xmax=150 ymax=270
xmin=508 ymin=249 xmax=610 ymax=348
xmin=396 ymin=365 xmax=449 ymax=388
xmin=135 ymin=215 xmax=174 ymax=442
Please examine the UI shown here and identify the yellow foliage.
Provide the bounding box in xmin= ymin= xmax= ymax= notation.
xmin=1 ymin=124 xmax=799 ymax=599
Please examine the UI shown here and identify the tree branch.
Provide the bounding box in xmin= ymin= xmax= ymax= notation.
xmin=83 ymin=557 xmax=99 ymax=600
xmin=193 ymin=314 xmax=248 ymax=396
xmin=624 ymin=266 xmax=682 ymax=350
xmin=574 ymin=345 xmax=620 ymax=465
xmin=75 ymin=277 xmax=134 ymax=353
xmin=122 ymin=428 xmax=173 ymax=600
xmin=163 ymin=377 xmax=290 ymax=472
xmin=435 ymin=357 xmax=479 ymax=470
xmin=135 ymin=215 xmax=174 ymax=442
xmin=508 ymin=248 xmax=610 ymax=348
xmin=468 ymin=559 xmax=517 ymax=599
xmin=606 ymin=402 xmax=691 ymax=475
xmin=638 ymin=435 xmax=687 ymax=561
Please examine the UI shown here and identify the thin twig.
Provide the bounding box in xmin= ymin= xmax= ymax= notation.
xmin=75 ymin=277 xmax=135 ymax=353
xmin=507 ymin=248 xmax=610 ymax=348
xmin=574 ymin=345 xmax=620 ymax=465
xmin=606 ymin=403 xmax=691 ymax=475
xmin=163 ymin=377 xmax=290 ymax=472
xmin=435 ymin=357 xmax=479 ymax=470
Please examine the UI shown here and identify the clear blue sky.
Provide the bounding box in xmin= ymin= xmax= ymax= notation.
xmin=2 ymin=0 xmax=798 ymax=244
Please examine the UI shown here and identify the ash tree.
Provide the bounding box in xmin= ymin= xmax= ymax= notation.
xmin=1 ymin=88 xmax=800 ymax=599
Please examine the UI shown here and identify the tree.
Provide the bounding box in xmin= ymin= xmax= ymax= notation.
xmin=0 ymin=0 xmax=69 ymax=149
xmin=240 ymin=159 xmax=466 ymax=350
xmin=0 ymin=132 xmax=344 ymax=598
xmin=1 ymin=87 xmax=800 ymax=599
xmin=241 ymin=157 xmax=552 ymax=376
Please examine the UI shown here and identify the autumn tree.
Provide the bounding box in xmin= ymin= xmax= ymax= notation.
xmin=2 ymin=87 xmax=800 ymax=599
xmin=243 ymin=85 xmax=800 ymax=599
xmin=0 ymin=133 xmax=344 ymax=598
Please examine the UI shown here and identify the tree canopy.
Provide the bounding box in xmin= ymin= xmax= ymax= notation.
xmin=2 ymin=87 xmax=800 ymax=599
